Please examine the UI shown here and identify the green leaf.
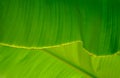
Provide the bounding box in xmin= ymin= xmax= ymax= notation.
xmin=0 ymin=43 xmax=84 ymax=78
xmin=0 ymin=0 xmax=120 ymax=78
xmin=1 ymin=41 xmax=120 ymax=78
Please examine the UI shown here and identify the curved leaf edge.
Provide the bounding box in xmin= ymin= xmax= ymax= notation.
xmin=0 ymin=41 xmax=119 ymax=57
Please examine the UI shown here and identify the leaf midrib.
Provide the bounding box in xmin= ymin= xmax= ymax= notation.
xmin=0 ymin=41 xmax=98 ymax=78
xmin=0 ymin=41 xmax=120 ymax=78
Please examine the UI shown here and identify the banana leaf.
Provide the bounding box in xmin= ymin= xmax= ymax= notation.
xmin=0 ymin=0 xmax=120 ymax=78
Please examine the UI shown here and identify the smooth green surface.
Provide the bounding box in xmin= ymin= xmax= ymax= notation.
xmin=0 ymin=0 xmax=120 ymax=55
xmin=0 ymin=0 xmax=120 ymax=78
xmin=0 ymin=41 xmax=120 ymax=78
xmin=0 ymin=45 xmax=84 ymax=78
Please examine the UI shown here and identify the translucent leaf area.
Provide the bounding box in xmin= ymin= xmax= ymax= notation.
xmin=0 ymin=41 xmax=120 ymax=78
xmin=0 ymin=0 xmax=120 ymax=78
xmin=0 ymin=43 xmax=84 ymax=78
